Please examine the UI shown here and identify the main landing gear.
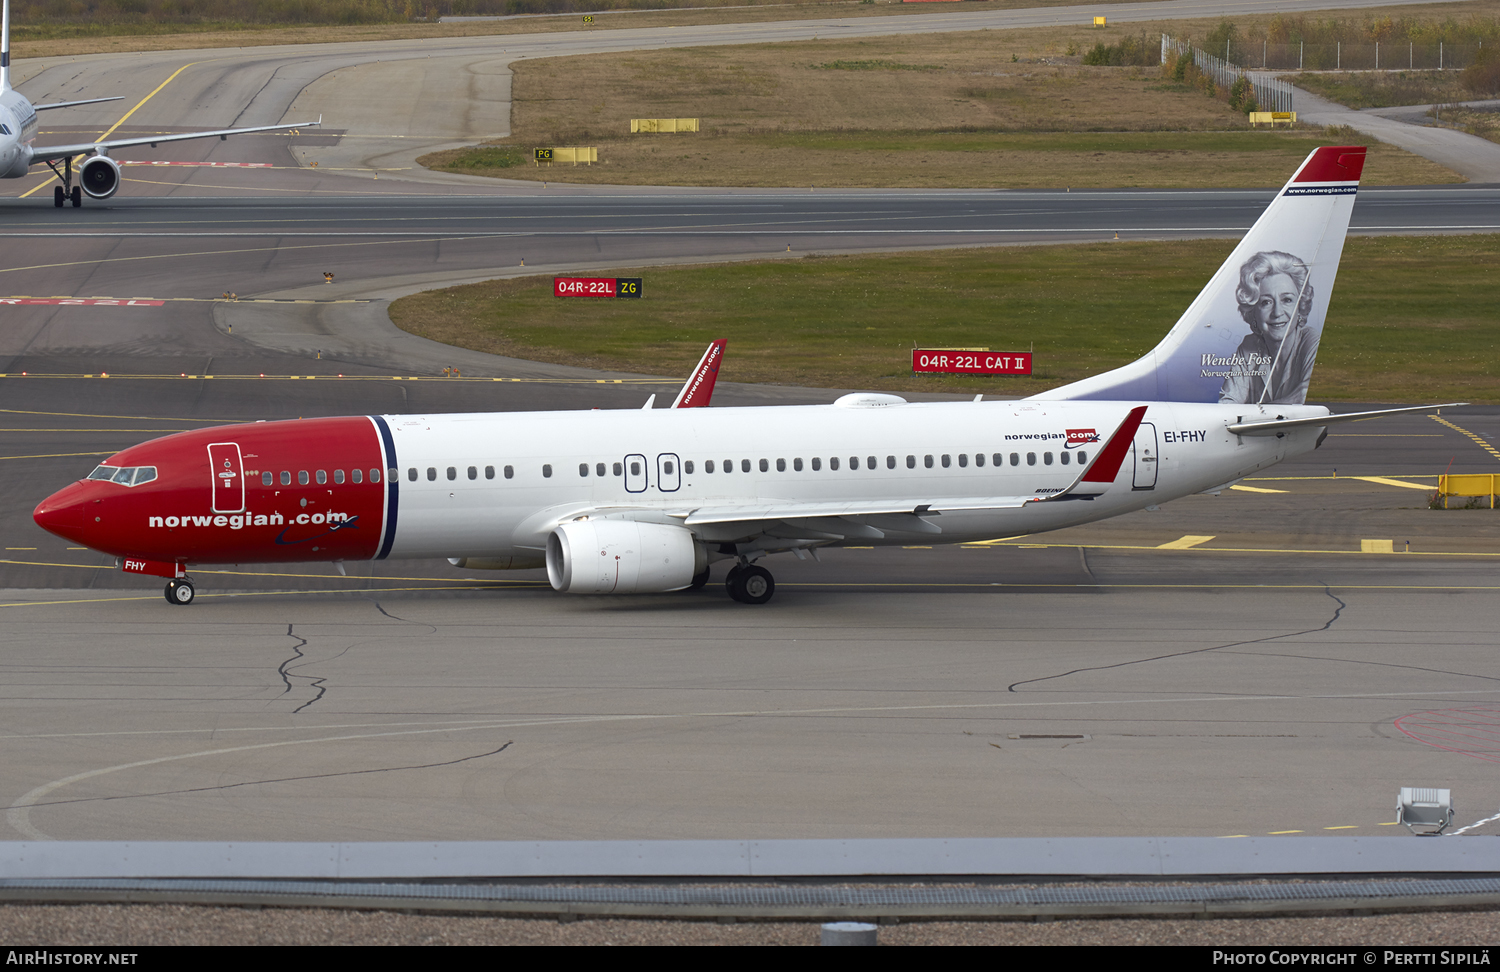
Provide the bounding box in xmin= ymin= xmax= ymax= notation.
xmin=48 ymin=157 xmax=82 ymax=208
xmin=725 ymin=563 xmax=775 ymax=604
xmin=165 ymin=578 xmax=196 ymax=605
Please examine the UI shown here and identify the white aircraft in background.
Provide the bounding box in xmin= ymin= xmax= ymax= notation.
xmin=33 ymin=147 xmax=1460 ymax=604
xmin=0 ymin=0 xmax=318 ymax=207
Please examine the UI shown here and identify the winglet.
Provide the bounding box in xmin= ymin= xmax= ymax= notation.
xmin=1080 ymin=405 xmax=1148 ymax=484
xmin=672 ymin=339 xmax=725 ymax=408
xmin=1033 ymin=405 xmax=1148 ymax=503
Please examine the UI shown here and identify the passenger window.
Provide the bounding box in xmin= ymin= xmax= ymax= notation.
xmin=812 ymin=457 xmax=821 ymax=471
xmin=1010 ymin=453 xmax=1020 ymax=466
xmin=706 ymin=460 xmax=716 ymax=473
xmin=316 ymin=470 xmax=328 ymax=484
xmin=299 ymin=470 xmax=310 ymax=485
xmin=849 ymin=456 xmax=859 ymax=470
xmin=741 ymin=459 xmax=751 ymax=473
xmin=1060 ymin=452 xmax=1070 ymax=465
xmin=1044 ymin=452 xmax=1053 ymax=465
xmin=262 ymin=471 xmax=273 ymax=486
xmin=427 ymin=467 xmax=437 ymax=481
xmin=468 ymin=466 xmax=478 ymax=480
xmin=1077 ymin=450 xmax=1088 ymax=465
xmin=1027 ymin=453 xmax=1036 ymax=466
xmin=664 ymin=461 xmax=675 ymax=475
xmin=924 ymin=455 xmax=933 ymax=469
xmin=684 ymin=461 xmax=694 ymax=475
xmin=887 ymin=456 xmax=896 ymax=469
xmin=446 ymin=467 xmax=456 ymax=481
xmin=352 ymin=469 xmax=363 ymax=483
xmin=579 ymin=463 xmax=589 ymax=477
xmin=958 ymin=454 xmax=968 ymax=468
xmin=775 ymin=458 xmax=785 ymax=472
xmin=334 ymin=469 xmax=345 ymax=484
xmin=597 ymin=463 xmax=607 ymax=477
xmin=758 ymin=459 xmax=768 ymax=473
xmin=907 ymin=455 xmax=915 ymax=469
xmin=724 ymin=460 xmax=733 ymax=474
xmin=995 ymin=454 xmax=1005 ymax=467
xmin=375 ymin=469 xmax=385 ymax=483
xmin=504 ymin=465 xmax=514 ymax=479
xmin=942 ymin=455 xmax=951 ymax=468
xmin=867 ymin=456 xmax=876 ymax=469
xmin=793 ymin=458 xmax=803 ymax=472
xmin=630 ymin=461 xmax=641 ymax=476
xmin=830 ymin=457 xmax=841 ymax=471
xmin=542 ymin=464 xmax=553 ymax=478
xmin=486 ymin=466 xmax=495 ymax=480
xmin=612 ymin=462 xmax=622 ymax=476
xmin=975 ymin=454 xmax=985 ymax=468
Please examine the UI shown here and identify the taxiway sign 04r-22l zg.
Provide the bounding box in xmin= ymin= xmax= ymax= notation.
xmin=0 ymin=0 xmax=319 ymax=207
xmin=32 ymin=146 xmax=1460 ymax=604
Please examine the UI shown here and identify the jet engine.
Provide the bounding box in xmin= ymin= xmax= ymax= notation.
xmin=546 ymin=519 xmax=703 ymax=594
xmin=80 ymin=155 xmax=121 ymax=199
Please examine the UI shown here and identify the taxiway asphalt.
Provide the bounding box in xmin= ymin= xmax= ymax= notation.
xmin=2 ymin=6 xmax=1499 ymax=845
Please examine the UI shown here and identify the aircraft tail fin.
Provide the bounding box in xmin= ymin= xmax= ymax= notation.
xmin=1032 ymin=146 xmax=1366 ymax=406
xmin=3 ymin=0 xmax=11 ymax=91
xmin=672 ymin=339 xmax=725 ymax=408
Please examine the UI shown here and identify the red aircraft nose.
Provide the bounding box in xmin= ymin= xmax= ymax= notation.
xmin=33 ymin=481 xmax=94 ymax=545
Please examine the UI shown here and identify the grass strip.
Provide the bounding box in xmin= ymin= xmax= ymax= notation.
xmin=389 ymin=235 xmax=1500 ymax=403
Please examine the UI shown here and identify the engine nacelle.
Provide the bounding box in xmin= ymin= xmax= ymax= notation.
xmin=80 ymin=155 xmax=121 ymax=199
xmin=547 ymin=519 xmax=702 ymax=594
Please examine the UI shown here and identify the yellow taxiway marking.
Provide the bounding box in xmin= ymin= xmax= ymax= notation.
xmin=1268 ymin=830 xmax=1303 ymax=835
xmin=1431 ymin=415 xmax=1500 ymax=462
xmin=993 ymin=540 xmax=1500 ymax=558
xmin=1228 ymin=484 xmax=1286 ymax=494
xmin=20 ymin=62 xmax=198 ymax=199
xmin=0 ymin=407 xmax=233 ymax=423
xmin=1354 ymin=476 xmax=1433 ymax=490
xmin=1324 ymin=825 xmax=1359 ymax=830
xmin=1361 ymin=539 xmax=1395 ymax=553
xmin=1157 ymin=535 xmax=1215 ymax=549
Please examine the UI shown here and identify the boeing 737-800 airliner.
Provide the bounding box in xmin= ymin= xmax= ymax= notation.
xmin=32 ymin=146 xmax=1459 ymax=604
xmin=0 ymin=0 xmax=318 ymax=206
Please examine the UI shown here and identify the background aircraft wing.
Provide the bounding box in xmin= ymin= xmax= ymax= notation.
xmin=31 ymin=117 xmax=320 ymax=164
xmin=33 ymin=96 xmax=124 ymax=112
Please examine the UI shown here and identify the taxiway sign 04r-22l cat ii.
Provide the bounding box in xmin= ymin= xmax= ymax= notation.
xmin=32 ymin=146 xmax=1461 ymax=604
xmin=0 ymin=0 xmax=319 ymax=207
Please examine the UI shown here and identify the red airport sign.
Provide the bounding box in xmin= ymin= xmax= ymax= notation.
xmin=911 ymin=349 xmax=1031 ymax=375
xmin=554 ymin=277 xmax=642 ymax=299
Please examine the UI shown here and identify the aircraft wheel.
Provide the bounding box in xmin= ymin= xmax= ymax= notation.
xmin=53 ymin=186 xmax=64 ymax=207
xmin=726 ymin=564 xmax=774 ymax=604
xmin=165 ymin=579 xmax=196 ymax=605
xmin=687 ymin=566 xmax=710 ymax=591
xmin=70 ymin=186 xmax=82 ymax=208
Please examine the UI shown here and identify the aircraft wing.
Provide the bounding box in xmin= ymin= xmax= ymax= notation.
xmin=33 ymin=96 xmax=125 ymax=112
xmin=30 ymin=117 xmax=321 ymax=164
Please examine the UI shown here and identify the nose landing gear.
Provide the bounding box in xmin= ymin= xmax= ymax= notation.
xmin=165 ymin=578 xmax=196 ymax=605
xmin=725 ymin=563 xmax=775 ymax=604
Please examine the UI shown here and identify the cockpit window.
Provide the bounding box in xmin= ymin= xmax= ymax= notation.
xmin=87 ymin=465 xmax=157 ymax=487
xmin=0 ymin=124 xmax=11 ymax=136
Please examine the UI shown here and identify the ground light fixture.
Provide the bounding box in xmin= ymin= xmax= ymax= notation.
xmin=1397 ymin=787 xmax=1454 ymax=835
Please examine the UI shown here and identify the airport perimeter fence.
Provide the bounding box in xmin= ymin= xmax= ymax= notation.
xmin=1169 ymin=34 xmax=1484 ymax=73
xmin=1161 ymin=35 xmax=1294 ymax=114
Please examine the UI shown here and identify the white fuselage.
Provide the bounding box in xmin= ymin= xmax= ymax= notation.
xmin=0 ymin=86 xmax=36 ymax=178
xmin=381 ymin=399 xmax=1322 ymax=562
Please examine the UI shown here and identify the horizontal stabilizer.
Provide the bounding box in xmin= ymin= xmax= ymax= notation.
xmin=1227 ymin=403 xmax=1465 ymax=436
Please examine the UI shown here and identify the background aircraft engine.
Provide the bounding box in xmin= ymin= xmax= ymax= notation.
xmin=547 ymin=519 xmax=702 ymax=594
xmin=80 ymin=155 xmax=121 ymax=199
